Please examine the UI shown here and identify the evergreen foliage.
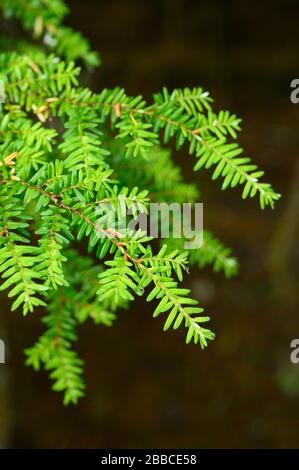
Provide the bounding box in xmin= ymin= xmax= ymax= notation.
xmin=0 ymin=0 xmax=280 ymax=403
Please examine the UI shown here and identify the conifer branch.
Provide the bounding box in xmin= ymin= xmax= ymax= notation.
xmin=0 ymin=0 xmax=280 ymax=403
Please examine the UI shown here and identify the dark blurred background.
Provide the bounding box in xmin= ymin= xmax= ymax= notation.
xmin=1 ymin=0 xmax=299 ymax=448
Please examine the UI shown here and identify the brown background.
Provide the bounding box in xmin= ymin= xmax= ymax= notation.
xmin=1 ymin=0 xmax=299 ymax=448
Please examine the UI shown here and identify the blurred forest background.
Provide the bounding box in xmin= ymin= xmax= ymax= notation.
xmin=1 ymin=0 xmax=299 ymax=448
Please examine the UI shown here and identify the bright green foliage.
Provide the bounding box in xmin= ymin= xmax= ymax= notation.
xmin=191 ymin=231 xmax=239 ymax=278
xmin=0 ymin=190 xmax=48 ymax=313
xmin=24 ymin=249 xmax=116 ymax=404
xmin=0 ymin=0 xmax=99 ymax=67
xmin=138 ymin=254 xmax=214 ymax=349
xmin=25 ymin=283 xmax=85 ymax=405
xmin=0 ymin=0 xmax=280 ymax=404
